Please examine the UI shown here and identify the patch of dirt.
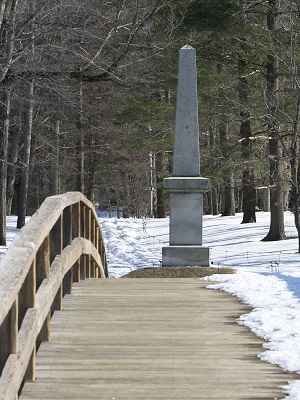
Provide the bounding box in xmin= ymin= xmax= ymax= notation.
xmin=123 ymin=267 xmax=234 ymax=278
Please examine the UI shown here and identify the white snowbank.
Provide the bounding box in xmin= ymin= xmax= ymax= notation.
xmin=206 ymin=272 xmax=300 ymax=399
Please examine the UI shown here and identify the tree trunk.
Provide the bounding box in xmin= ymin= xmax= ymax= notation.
xmin=51 ymin=119 xmax=61 ymax=195
xmin=262 ymin=0 xmax=285 ymax=241
xmin=238 ymin=3 xmax=256 ymax=224
xmin=207 ymin=191 xmax=213 ymax=215
xmin=219 ymin=116 xmax=235 ymax=217
xmin=17 ymin=79 xmax=34 ymax=229
xmin=0 ymin=85 xmax=11 ymax=245
xmin=289 ymin=92 xmax=300 ymax=250
xmin=212 ymin=186 xmax=219 ymax=215
xmin=222 ymin=172 xmax=235 ymax=216
xmin=79 ymin=78 xmax=85 ymax=194
xmin=86 ymin=130 xmax=96 ymax=202
xmin=155 ymin=151 xmax=165 ymax=218
xmin=239 ymin=74 xmax=256 ymax=223
xmin=7 ymin=111 xmax=22 ymax=215
xmin=241 ymin=169 xmax=256 ymax=223
xmin=262 ymin=187 xmax=271 ymax=212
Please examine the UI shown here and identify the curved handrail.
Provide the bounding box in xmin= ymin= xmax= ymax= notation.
xmin=0 ymin=192 xmax=108 ymax=399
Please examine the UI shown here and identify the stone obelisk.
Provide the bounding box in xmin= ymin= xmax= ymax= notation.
xmin=162 ymin=45 xmax=210 ymax=267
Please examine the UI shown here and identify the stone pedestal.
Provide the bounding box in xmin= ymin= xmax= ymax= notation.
xmin=163 ymin=177 xmax=209 ymax=266
xmin=162 ymin=246 xmax=209 ymax=267
xmin=162 ymin=45 xmax=210 ymax=267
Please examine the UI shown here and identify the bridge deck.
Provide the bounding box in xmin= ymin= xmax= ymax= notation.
xmin=21 ymin=278 xmax=295 ymax=399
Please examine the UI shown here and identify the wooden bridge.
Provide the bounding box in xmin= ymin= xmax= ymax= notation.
xmin=0 ymin=193 xmax=297 ymax=399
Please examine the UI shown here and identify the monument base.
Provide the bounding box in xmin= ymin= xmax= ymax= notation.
xmin=162 ymin=246 xmax=209 ymax=267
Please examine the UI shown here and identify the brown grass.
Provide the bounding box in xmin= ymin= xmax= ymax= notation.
xmin=123 ymin=266 xmax=234 ymax=279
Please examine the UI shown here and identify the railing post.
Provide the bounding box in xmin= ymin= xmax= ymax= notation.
xmin=72 ymin=202 xmax=80 ymax=239
xmin=80 ymin=203 xmax=88 ymax=278
xmin=81 ymin=202 xmax=86 ymax=238
xmin=36 ymin=236 xmax=50 ymax=288
xmin=10 ymin=299 xmax=18 ymax=354
xmin=49 ymin=216 xmax=63 ymax=264
xmin=73 ymin=260 xmax=80 ymax=283
xmin=80 ymin=255 xmax=86 ymax=280
xmin=63 ymin=269 xmax=73 ymax=296
xmin=90 ymin=259 xmax=96 ymax=278
xmin=52 ymin=286 xmax=63 ymax=313
xmin=36 ymin=236 xmax=51 ymax=345
xmin=84 ymin=208 xmax=91 ymax=278
xmin=21 ymin=260 xmax=36 ymax=383
xmin=50 ymin=216 xmax=63 ymax=311
xmin=18 ymin=260 xmax=36 ymax=329
xmin=92 ymin=215 xmax=96 ymax=247
xmin=63 ymin=206 xmax=72 ymax=248
xmin=25 ymin=346 xmax=36 ymax=382
xmin=0 ymin=299 xmax=18 ymax=374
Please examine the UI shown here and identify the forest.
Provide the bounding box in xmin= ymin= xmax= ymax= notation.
xmin=0 ymin=0 xmax=300 ymax=247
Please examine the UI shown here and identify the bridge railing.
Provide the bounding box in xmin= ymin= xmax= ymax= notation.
xmin=0 ymin=192 xmax=108 ymax=400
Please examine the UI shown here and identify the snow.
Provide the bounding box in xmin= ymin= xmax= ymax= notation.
xmin=3 ymin=211 xmax=300 ymax=398
xmin=100 ymin=211 xmax=299 ymax=277
xmin=206 ymin=272 xmax=300 ymax=399
xmin=0 ymin=216 xmax=19 ymax=260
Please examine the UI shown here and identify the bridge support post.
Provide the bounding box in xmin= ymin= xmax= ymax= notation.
xmin=25 ymin=346 xmax=36 ymax=382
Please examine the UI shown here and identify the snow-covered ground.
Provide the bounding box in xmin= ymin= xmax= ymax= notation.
xmin=3 ymin=211 xmax=300 ymax=398
xmin=100 ymin=211 xmax=299 ymax=277
xmin=100 ymin=211 xmax=300 ymax=399
xmin=0 ymin=216 xmax=19 ymax=260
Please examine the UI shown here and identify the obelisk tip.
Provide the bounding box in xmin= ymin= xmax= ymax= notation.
xmin=181 ymin=44 xmax=194 ymax=50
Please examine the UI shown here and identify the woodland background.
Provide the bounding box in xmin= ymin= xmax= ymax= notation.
xmin=1 ymin=0 xmax=300 ymax=247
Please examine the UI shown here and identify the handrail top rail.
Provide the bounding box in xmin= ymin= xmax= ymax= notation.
xmin=0 ymin=191 xmax=100 ymax=327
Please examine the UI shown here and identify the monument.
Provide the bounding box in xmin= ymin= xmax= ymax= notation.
xmin=162 ymin=45 xmax=210 ymax=267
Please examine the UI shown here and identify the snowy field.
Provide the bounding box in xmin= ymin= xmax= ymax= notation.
xmin=100 ymin=211 xmax=299 ymax=278
xmin=3 ymin=211 xmax=300 ymax=398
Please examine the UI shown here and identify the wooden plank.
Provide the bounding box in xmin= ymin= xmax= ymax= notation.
xmin=20 ymin=279 xmax=296 ymax=400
